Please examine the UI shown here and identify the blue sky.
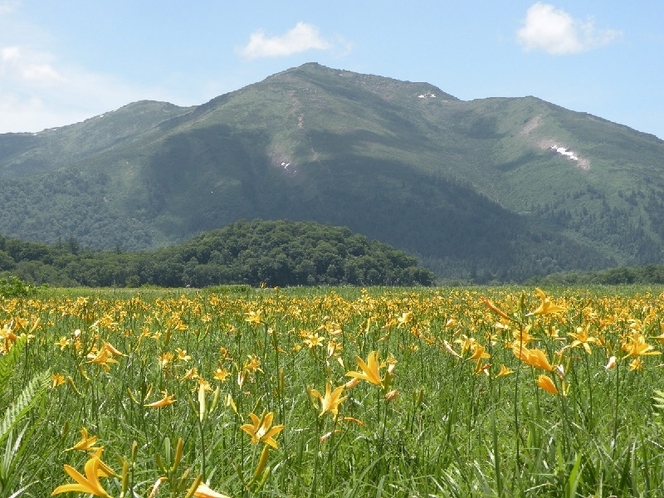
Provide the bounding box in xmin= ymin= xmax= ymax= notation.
xmin=1 ymin=1 xmax=662 ymax=138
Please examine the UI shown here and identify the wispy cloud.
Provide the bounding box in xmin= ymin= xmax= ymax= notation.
xmin=0 ymin=0 xmax=20 ymax=15
xmin=517 ymin=3 xmax=621 ymax=55
xmin=1 ymin=46 xmax=66 ymax=86
xmin=0 ymin=43 xmax=149 ymax=132
xmin=238 ymin=22 xmax=333 ymax=59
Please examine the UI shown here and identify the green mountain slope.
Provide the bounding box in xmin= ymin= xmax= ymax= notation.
xmin=0 ymin=62 xmax=662 ymax=281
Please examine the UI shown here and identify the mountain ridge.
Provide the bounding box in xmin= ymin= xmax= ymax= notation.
xmin=0 ymin=62 xmax=662 ymax=281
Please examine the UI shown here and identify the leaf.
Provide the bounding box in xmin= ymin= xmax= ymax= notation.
xmin=0 ymin=371 xmax=50 ymax=446
xmin=0 ymin=336 xmax=26 ymax=400
xmin=653 ymin=390 xmax=664 ymax=412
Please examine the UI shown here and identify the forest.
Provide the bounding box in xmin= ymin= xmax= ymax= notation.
xmin=0 ymin=219 xmax=435 ymax=288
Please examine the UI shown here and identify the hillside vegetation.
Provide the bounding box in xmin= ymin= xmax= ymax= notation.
xmin=0 ymin=219 xmax=434 ymax=287
xmin=1 ymin=63 xmax=663 ymax=281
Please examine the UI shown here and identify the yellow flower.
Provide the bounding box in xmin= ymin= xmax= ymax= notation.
xmin=86 ymin=344 xmax=119 ymax=372
xmin=180 ymin=367 xmax=199 ymax=381
xmin=512 ymin=326 xmax=535 ymax=347
xmin=88 ymin=448 xmax=116 ymax=478
xmin=240 ymin=410 xmax=284 ymax=449
xmin=245 ymin=310 xmax=263 ymax=325
xmin=512 ymin=344 xmax=554 ymax=372
xmin=144 ymin=391 xmax=176 ymax=408
xmin=55 ymin=336 xmax=70 ymax=350
xmin=495 ymin=364 xmax=514 ymax=378
xmin=175 ymin=348 xmax=191 ymax=361
xmin=528 ymin=288 xmax=566 ymax=316
xmin=384 ymin=389 xmax=399 ymax=402
xmin=67 ymin=427 xmax=100 ymax=452
xmin=622 ymin=332 xmax=661 ymax=358
xmin=397 ymin=312 xmax=413 ymax=327
xmin=481 ymin=296 xmax=512 ymax=322
xmin=213 ymin=366 xmax=230 ymax=382
xmin=310 ymin=382 xmax=347 ymax=418
xmin=158 ymin=351 xmax=174 ymax=369
xmin=346 ymin=351 xmax=383 ymax=387
xmin=567 ymin=325 xmax=602 ymax=355
xmin=629 ymin=357 xmax=644 ymax=371
xmin=51 ymin=373 xmax=66 ymax=388
xmin=303 ymin=332 xmax=324 ymax=349
xmin=101 ymin=341 xmax=126 ymax=357
xmin=243 ymin=354 xmax=263 ymax=373
xmin=194 ymin=482 xmax=232 ymax=498
xmin=51 ymin=456 xmax=112 ymax=497
xmin=470 ymin=343 xmax=490 ymax=361
xmin=536 ymin=374 xmax=559 ymax=395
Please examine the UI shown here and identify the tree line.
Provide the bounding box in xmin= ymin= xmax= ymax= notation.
xmin=0 ymin=219 xmax=435 ymax=288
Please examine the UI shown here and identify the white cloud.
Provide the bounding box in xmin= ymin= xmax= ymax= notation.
xmin=0 ymin=44 xmax=151 ymax=133
xmin=517 ymin=3 xmax=621 ymax=55
xmin=0 ymin=0 xmax=20 ymax=15
xmin=238 ymin=22 xmax=332 ymax=59
xmin=0 ymin=46 xmax=66 ymax=86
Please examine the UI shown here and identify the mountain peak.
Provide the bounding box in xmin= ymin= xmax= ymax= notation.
xmin=264 ymin=62 xmax=458 ymax=103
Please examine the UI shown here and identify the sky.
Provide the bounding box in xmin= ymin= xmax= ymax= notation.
xmin=1 ymin=1 xmax=662 ymax=139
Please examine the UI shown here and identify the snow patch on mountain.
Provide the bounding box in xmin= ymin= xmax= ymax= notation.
xmin=550 ymin=145 xmax=579 ymax=161
xmin=542 ymin=141 xmax=590 ymax=170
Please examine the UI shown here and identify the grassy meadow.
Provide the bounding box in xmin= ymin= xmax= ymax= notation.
xmin=2 ymin=285 xmax=664 ymax=497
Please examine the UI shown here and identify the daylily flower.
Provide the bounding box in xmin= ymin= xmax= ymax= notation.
xmin=213 ymin=366 xmax=231 ymax=382
xmin=310 ymin=382 xmax=347 ymax=418
xmin=566 ymin=325 xmax=602 ymax=355
xmin=346 ymin=351 xmax=383 ymax=387
xmin=397 ymin=312 xmax=413 ymax=327
xmin=536 ymin=374 xmax=559 ymax=395
xmin=88 ymin=448 xmax=116 ymax=478
xmin=144 ymin=390 xmax=176 ymax=408
xmin=175 ymin=347 xmax=191 ymax=361
xmin=303 ymin=332 xmax=324 ymax=349
xmin=622 ymin=332 xmax=661 ymax=358
xmin=481 ymin=297 xmax=512 ymax=322
xmin=51 ymin=456 xmax=112 ymax=497
xmin=384 ymin=389 xmax=399 ymax=402
xmin=180 ymin=367 xmax=199 ymax=381
xmin=629 ymin=358 xmax=644 ymax=371
xmin=470 ymin=343 xmax=491 ymax=362
xmin=51 ymin=373 xmax=66 ymax=388
xmin=67 ymin=427 xmax=100 ymax=452
xmin=102 ymin=341 xmax=126 ymax=357
xmin=240 ymin=410 xmax=284 ymax=449
xmin=528 ymin=288 xmax=566 ymax=316
xmin=158 ymin=351 xmax=174 ymax=369
xmin=245 ymin=310 xmax=263 ymax=325
xmin=194 ymin=482 xmax=232 ymax=498
xmin=495 ymin=364 xmax=514 ymax=378
xmin=86 ymin=344 xmax=119 ymax=372
xmin=512 ymin=344 xmax=554 ymax=372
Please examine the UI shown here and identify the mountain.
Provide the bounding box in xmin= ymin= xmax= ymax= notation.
xmin=1 ymin=62 xmax=663 ymax=281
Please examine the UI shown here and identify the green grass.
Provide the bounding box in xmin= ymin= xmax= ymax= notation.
xmin=2 ymin=285 xmax=664 ymax=496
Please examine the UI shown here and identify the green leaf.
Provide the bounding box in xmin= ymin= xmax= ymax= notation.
xmin=0 ymin=371 xmax=49 ymax=447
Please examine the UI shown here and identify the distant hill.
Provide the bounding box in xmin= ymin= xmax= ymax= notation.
xmin=0 ymin=219 xmax=435 ymax=287
xmin=1 ymin=62 xmax=663 ymax=281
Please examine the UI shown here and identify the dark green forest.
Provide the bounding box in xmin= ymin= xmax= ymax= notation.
xmin=0 ymin=219 xmax=435 ymax=288
xmin=528 ymin=264 xmax=664 ymax=286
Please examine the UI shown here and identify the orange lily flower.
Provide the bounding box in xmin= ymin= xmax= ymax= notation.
xmin=346 ymin=351 xmax=383 ymax=387
xmin=51 ymin=456 xmax=112 ymax=497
